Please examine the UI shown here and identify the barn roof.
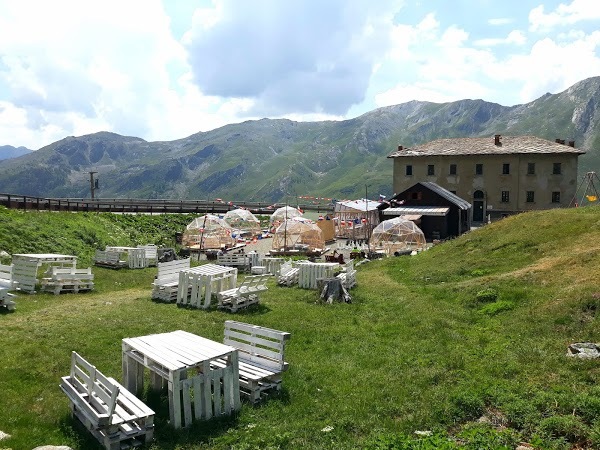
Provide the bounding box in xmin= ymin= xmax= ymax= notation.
xmin=419 ymin=182 xmax=471 ymax=210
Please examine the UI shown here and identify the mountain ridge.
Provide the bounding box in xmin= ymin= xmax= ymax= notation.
xmin=1 ymin=76 xmax=599 ymax=201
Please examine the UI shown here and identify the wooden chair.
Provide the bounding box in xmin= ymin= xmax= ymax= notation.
xmin=60 ymin=351 xmax=154 ymax=450
xmin=219 ymin=321 xmax=291 ymax=402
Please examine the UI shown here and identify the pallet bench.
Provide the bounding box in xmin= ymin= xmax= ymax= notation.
xmin=0 ymin=263 xmax=17 ymax=290
xmin=336 ymin=259 xmax=357 ymax=289
xmin=60 ymin=351 xmax=154 ymax=450
xmin=217 ymin=274 xmax=269 ymax=312
xmin=217 ymin=253 xmax=259 ymax=272
xmin=41 ymin=267 xmax=94 ymax=295
xmin=215 ymin=320 xmax=291 ymax=403
xmin=151 ymin=258 xmax=190 ymax=302
xmin=277 ymin=261 xmax=299 ymax=287
xmin=93 ymin=250 xmax=127 ymax=269
xmin=137 ymin=244 xmax=158 ymax=267
xmin=0 ymin=287 xmax=16 ymax=311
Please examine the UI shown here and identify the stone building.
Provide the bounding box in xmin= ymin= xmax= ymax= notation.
xmin=387 ymin=135 xmax=585 ymax=222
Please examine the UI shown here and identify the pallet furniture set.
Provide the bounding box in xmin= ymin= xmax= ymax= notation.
xmin=151 ymin=258 xmax=191 ymax=302
xmin=297 ymin=262 xmax=340 ymax=289
xmin=122 ymin=330 xmax=241 ymax=429
xmin=41 ymin=267 xmax=94 ymax=295
xmin=93 ymin=250 xmax=127 ymax=269
xmin=60 ymin=351 xmax=155 ymax=450
xmin=217 ymin=274 xmax=270 ymax=312
xmin=11 ymin=253 xmax=78 ymax=293
xmin=137 ymin=244 xmax=158 ymax=267
xmin=216 ymin=253 xmax=259 ymax=271
xmin=277 ymin=261 xmax=300 ymax=286
xmin=220 ymin=320 xmax=291 ymax=402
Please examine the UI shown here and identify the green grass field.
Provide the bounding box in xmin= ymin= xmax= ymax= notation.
xmin=1 ymin=206 xmax=600 ymax=449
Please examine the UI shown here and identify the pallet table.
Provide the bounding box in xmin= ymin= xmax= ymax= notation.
xmin=260 ymin=257 xmax=285 ymax=275
xmin=105 ymin=246 xmax=147 ymax=269
xmin=122 ymin=330 xmax=241 ymax=429
xmin=12 ymin=253 xmax=77 ymax=293
xmin=176 ymin=264 xmax=238 ymax=309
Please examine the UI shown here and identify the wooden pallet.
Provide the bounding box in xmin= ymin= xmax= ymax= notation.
xmin=217 ymin=275 xmax=269 ymax=312
xmin=151 ymin=258 xmax=190 ymax=302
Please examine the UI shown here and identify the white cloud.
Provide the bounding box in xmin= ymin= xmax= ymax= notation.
xmin=474 ymin=30 xmax=526 ymax=47
xmin=529 ymin=0 xmax=600 ymax=32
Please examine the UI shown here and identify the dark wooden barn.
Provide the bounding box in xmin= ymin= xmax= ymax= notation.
xmin=377 ymin=182 xmax=471 ymax=240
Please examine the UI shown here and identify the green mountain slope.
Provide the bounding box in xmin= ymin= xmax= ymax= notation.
xmin=1 ymin=77 xmax=599 ymax=201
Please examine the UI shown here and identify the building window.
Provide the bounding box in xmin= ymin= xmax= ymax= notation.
xmin=527 ymin=163 xmax=535 ymax=175
xmin=553 ymin=163 xmax=562 ymax=174
xmin=449 ymin=164 xmax=457 ymax=175
xmin=552 ymin=191 xmax=561 ymax=203
xmin=526 ymin=191 xmax=535 ymax=203
xmin=406 ymin=165 xmax=412 ymax=176
xmin=475 ymin=163 xmax=483 ymax=175
xmin=501 ymin=191 xmax=510 ymax=203
xmin=427 ymin=164 xmax=435 ymax=176
xmin=502 ymin=163 xmax=510 ymax=175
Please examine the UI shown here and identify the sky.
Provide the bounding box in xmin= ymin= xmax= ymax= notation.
xmin=0 ymin=0 xmax=599 ymax=150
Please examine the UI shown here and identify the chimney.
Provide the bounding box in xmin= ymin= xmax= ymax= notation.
xmin=397 ymin=145 xmax=403 ymax=151
xmin=568 ymin=140 xmax=575 ymax=147
xmin=494 ymin=134 xmax=501 ymax=146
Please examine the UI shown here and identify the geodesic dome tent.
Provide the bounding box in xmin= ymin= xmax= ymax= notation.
xmin=370 ymin=217 xmax=426 ymax=255
xmin=272 ymin=218 xmax=324 ymax=253
xmin=182 ymin=214 xmax=235 ymax=249
xmin=269 ymin=206 xmax=303 ymax=231
xmin=223 ymin=208 xmax=261 ymax=237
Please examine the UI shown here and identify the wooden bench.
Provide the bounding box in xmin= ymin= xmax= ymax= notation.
xmin=336 ymin=259 xmax=357 ymax=289
xmin=217 ymin=253 xmax=260 ymax=272
xmin=93 ymin=250 xmax=127 ymax=269
xmin=41 ymin=267 xmax=94 ymax=295
xmin=219 ymin=321 xmax=290 ymax=403
xmin=277 ymin=261 xmax=299 ymax=287
xmin=151 ymin=258 xmax=190 ymax=302
xmin=0 ymin=263 xmax=17 ymax=290
xmin=60 ymin=351 xmax=154 ymax=450
xmin=217 ymin=274 xmax=269 ymax=312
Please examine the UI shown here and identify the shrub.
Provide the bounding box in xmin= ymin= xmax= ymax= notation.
xmin=475 ymin=288 xmax=498 ymax=303
xmin=538 ymin=415 xmax=589 ymax=443
xmin=479 ymin=300 xmax=516 ymax=316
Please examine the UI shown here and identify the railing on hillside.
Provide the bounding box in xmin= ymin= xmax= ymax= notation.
xmin=0 ymin=193 xmax=334 ymax=215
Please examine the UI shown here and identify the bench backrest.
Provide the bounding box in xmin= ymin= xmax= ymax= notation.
xmin=138 ymin=244 xmax=158 ymax=259
xmin=224 ymin=320 xmax=290 ymax=373
xmin=217 ymin=254 xmax=250 ymax=266
xmin=238 ymin=274 xmax=270 ymax=292
xmin=0 ymin=263 xmax=13 ymax=287
xmin=94 ymin=250 xmax=121 ymax=263
xmin=50 ymin=267 xmax=93 ymax=276
xmin=69 ymin=351 xmax=119 ymax=423
xmin=156 ymin=258 xmax=190 ymax=283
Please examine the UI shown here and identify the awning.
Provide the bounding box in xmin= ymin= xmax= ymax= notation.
xmin=400 ymin=214 xmax=422 ymax=221
xmin=382 ymin=206 xmax=450 ymax=217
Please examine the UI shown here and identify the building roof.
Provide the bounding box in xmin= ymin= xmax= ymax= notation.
xmin=382 ymin=206 xmax=450 ymax=217
xmin=334 ymin=198 xmax=382 ymax=212
xmin=387 ymin=135 xmax=586 ymax=158
xmin=418 ymin=182 xmax=471 ymax=210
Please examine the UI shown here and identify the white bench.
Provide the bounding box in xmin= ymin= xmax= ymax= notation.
xmin=277 ymin=261 xmax=299 ymax=287
xmin=220 ymin=321 xmax=290 ymax=403
xmin=60 ymin=351 xmax=154 ymax=450
xmin=93 ymin=250 xmax=127 ymax=269
xmin=137 ymin=244 xmax=158 ymax=267
xmin=41 ymin=267 xmax=94 ymax=295
xmin=0 ymin=287 xmax=16 ymax=311
xmin=151 ymin=258 xmax=190 ymax=302
xmin=0 ymin=263 xmax=17 ymax=290
xmin=217 ymin=274 xmax=269 ymax=312
xmin=217 ymin=254 xmax=251 ymax=270
xmin=336 ymin=259 xmax=357 ymax=289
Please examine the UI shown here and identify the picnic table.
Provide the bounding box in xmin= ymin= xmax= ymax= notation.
xmin=176 ymin=264 xmax=238 ymax=309
xmin=122 ymin=330 xmax=241 ymax=429
xmin=12 ymin=253 xmax=77 ymax=293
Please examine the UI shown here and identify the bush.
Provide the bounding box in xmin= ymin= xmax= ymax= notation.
xmin=475 ymin=288 xmax=498 ymax=303
xmin=538 ymin=415 xmax=589 ymax=443
xmin=479 ymin=300 xmax=516 ymax=316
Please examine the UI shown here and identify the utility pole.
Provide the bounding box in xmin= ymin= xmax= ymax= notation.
xmin=89 ymin=171 xmax=98 ymax=200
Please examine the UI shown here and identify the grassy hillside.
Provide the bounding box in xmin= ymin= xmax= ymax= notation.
xmin=1 ymin=207 xmax=600 ymax=449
